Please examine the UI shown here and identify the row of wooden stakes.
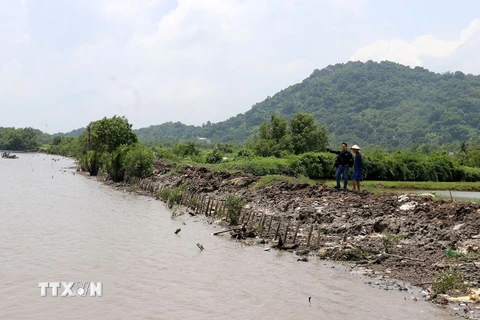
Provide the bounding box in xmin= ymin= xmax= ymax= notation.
xmin=127 ymin=176 xmax=324 ymax=248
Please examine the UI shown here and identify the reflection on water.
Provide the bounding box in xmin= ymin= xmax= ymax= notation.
xmin=0 ymin=154 xmax=453 ymax=319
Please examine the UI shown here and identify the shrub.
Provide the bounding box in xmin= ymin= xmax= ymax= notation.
xmin=432 ymin=266 xmax=468 ymax=294
xmin=82 ymin=150 xmax=100 ymax=176
xmin=124 ymin=145 xmax=154 ymax=178
xmin=172 ymin=142 xmax=200 ymax=157
xmin=236 ymin=148 xmax=254 ymax=158
xmin=224 ymin=194 xmax=244 ymax=225
xmin=206 ymin=149 xmax=223 ymax=164
xmin=456 ymin=166 xmax=480 ymax=182
xmin=102 ymin=145 xmax=132 ymax=182
xmin=288 ymin=152 xmax=336 ymax=179
xmin=156 ymin=184 xmax=187 ymax=209
xmin=154 ymin=147 xmax=177 ymax=160
xmin=216 ymin=143 xmax=234 ymax=153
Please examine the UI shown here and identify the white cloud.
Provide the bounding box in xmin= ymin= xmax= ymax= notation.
xmin=320 ymin=0 xmax=369 ymax=11
xmin=96 ymin=0 xmax=162 ymax=21
xmin=350 ymin=18 xmax=480 ymax=67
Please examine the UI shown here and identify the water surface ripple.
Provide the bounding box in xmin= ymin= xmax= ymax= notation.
xmin=0 ymin=154 xmax=453 ymax=319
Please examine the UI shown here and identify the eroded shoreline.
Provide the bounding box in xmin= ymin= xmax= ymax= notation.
xmin=96 ymin=159 xmax=480 ymax=317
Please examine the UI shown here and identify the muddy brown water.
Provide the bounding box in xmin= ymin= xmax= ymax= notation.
xmin=0 ymin=154 xmax=456 ymax=320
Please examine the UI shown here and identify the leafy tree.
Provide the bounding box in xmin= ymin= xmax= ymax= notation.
xmin=48 ymin=137 xmax=80 ymax=156
xmin=79 ymin=116 xmax=138 ymax=154
xmin=252 ymin=115 xmax=292 ymax=157
xmin=51 ymin=136 xmax=63 ymax=145
xmin=0 ymin=127 xmax=41 ymax=150
xmin=75 ymin=116 xmax=137 ymax=176
xmin=289 ymin=113 xmax=328 ymax=154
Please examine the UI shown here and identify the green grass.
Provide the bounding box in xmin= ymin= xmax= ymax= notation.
xmin=362 ymin=180 xmax=480 ymax=192
xmin=320 ymin=179 xmax=480 ymax=192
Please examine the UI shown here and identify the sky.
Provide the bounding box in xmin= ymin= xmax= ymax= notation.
xmin=1 ymin=0 xmax=480 ymax=133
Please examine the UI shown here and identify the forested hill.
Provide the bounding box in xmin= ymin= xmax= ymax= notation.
xmin=135 ymin=61 xmax=480 ymax=148
xmin=52 ymin=127 xmax=85 ymax=137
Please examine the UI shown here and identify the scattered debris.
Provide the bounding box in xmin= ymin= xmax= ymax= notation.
xmin=2 ymin=152 xmax=18 ymax=159
xmin=399 ymin=202 xmax=417 ymax=211
xmin=196 ymin=243 xmax=204 ymax=251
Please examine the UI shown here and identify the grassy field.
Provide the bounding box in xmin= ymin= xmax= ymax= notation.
xmin=321 ymin=179 xmax=480 ymax=192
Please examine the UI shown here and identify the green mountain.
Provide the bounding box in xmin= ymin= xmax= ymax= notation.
xmin=137 ymin=61 xmax=480 ymax=148
xmin=61 ymin=61 xmax=480 ymax=149
xmin=52 ymin=127 xmax=86 ymax=137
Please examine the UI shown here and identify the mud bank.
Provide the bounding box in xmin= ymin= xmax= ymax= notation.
xmin=106 ymin=160 xmax=480 ymax=314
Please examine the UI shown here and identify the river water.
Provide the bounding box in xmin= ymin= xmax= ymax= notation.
xmin=0 ymin=154 xmax=455 ymax=320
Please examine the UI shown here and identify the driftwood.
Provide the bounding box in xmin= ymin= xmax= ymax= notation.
xmin=212 ymin=227 xmax=240 ymax=236
xmin=2 ymin=152 xmax=18 ymax=159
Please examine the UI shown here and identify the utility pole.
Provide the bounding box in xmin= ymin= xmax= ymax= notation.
xmin=87 ymin=123 xmax=91 ymax=152
xmin=45 ymin=124 xmax=48 ymax=134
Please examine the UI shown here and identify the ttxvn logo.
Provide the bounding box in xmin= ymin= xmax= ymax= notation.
xmin=38 ymin=282 xmax=102 ymax=297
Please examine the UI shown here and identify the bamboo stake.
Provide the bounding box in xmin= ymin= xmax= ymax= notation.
xmin=213 ymin=201 xmax=219 ymax=217
xmin=306 ymin=224 xmax=314 ymax=247
xmin=199 ymin=195 xmax=206 ymax=214
xmin=259 ymin=213 xmax=266 ymax=230
xmin=194 ymin=194 xmax=200 ymax=213
xmin=283 ymin=219 xmax=290 ymax=243
xmin=245 ymin=211 xmax=254 ymax=225
xmin=239 ymin=209 xmax=246 ymax=224
xmin=221 ymin=203 xmax=226 ymax=218
xmin=316 ymin=224 xmax=321 ymax=248
xmin=293 ymin=221 xmax=300 ymax=244
xmin=205 ymin=197 xmax=211 ymax=215
xmin=274 ymin=218 xmax=282 ymax=240
xmin=208 ymin=198 xmax=215 ymax=216
xmin=266 ymin=216 xmax=273 ymax=235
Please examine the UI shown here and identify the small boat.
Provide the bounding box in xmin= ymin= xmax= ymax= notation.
xmin=2 ymin=152 xmax=18 ymax=159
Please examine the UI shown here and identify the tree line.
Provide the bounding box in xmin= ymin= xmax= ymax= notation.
xmin=47 ymin=114 xmax=480 ymax=183
xmin=0 ymin=127 xmax=49 ymax=151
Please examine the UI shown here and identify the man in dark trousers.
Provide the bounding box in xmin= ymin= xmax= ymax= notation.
xmin=327 ymin=142 xmax=354 ymax=190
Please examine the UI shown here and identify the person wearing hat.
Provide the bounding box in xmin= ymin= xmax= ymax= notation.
xmin=327 ymin=142 xmax=354 ymax=190
xmin=350 ymin=145 xmax=364 ymax=191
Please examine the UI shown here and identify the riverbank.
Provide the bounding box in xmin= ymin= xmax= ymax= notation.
xmin=100 ymin=159 xmax=480 ymax=314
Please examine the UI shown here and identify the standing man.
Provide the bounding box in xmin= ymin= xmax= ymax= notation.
xmin=350 ymin=145 xmax=364 ymax=192
xmin=327 ymin=143 xmax=354 ymax=190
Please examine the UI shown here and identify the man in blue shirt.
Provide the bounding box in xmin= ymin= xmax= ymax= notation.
xmin=350 ymin=145 xmax=364 ymax=192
